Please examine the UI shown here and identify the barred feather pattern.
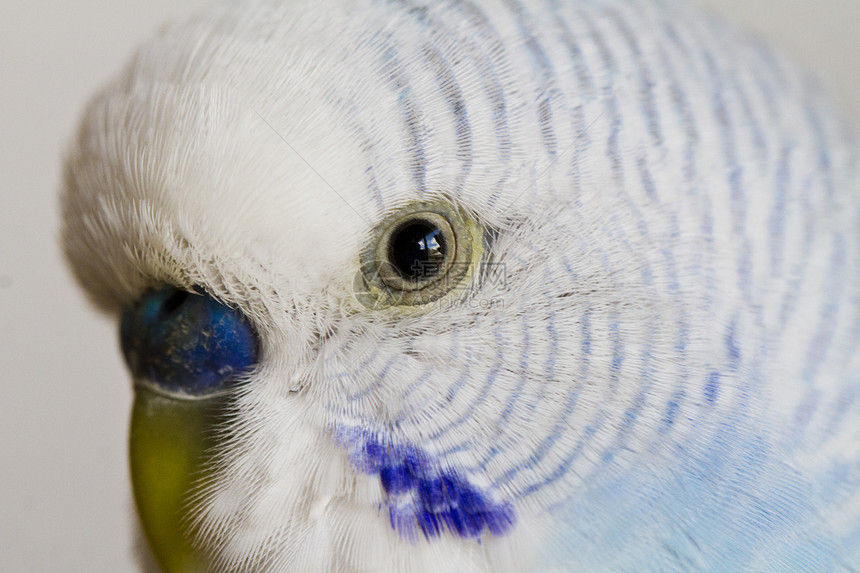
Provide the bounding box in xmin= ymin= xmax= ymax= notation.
xmin=61 ymin=0 xmax=860 ymax=570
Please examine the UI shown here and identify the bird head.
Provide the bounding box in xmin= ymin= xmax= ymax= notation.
xmin=63 ymin=0 xmax=844 ymax=571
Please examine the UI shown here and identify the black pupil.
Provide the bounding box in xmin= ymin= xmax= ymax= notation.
xmin=390 ymin=221 xmax=447 ymax=280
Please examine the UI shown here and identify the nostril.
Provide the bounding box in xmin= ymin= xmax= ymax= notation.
xmin=160 ymin=289 xmax=190 ymax=315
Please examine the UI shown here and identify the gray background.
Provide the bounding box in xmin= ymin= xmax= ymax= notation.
xmin=1 ymin=1 xmax=858 ymax=570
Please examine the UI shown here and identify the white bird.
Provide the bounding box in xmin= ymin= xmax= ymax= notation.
xmin=61 ymin=0 xmax=860 ymax=571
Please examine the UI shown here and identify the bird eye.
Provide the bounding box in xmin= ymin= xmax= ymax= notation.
xmin=119 ymin=286 xmax=259 ymax=398
xmin=356 ymin=202 xmax=482 ymax=308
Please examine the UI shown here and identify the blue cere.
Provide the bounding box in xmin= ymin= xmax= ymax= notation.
xmin=120 ymin=286 xmax=259 ymax=396
xmin=334 ymin=429 xmax=515 ymax=541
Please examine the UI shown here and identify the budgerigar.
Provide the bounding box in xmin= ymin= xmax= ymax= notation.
xmin=61 ymin=0 xmax=860 ymax=571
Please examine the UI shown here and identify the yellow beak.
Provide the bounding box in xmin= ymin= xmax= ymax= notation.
xmin=130 ymin=387 xmax=224 ymax=572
